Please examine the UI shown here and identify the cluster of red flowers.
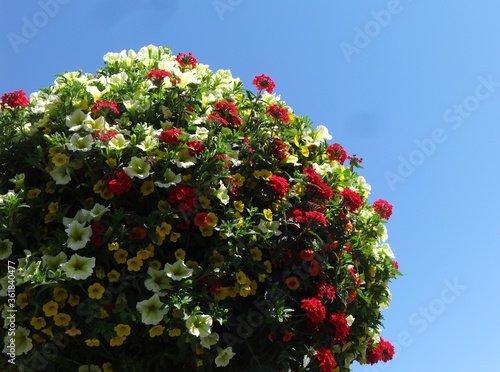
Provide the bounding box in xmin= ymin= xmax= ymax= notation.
xmin=146 ymin=69 xmax=172 ymax=81
xmin=300 ymin=297 xmax=326 ymax=324
xmin=366 ymin=337 xmax=395 ymax=364
xmin=105 ymin=170 xmax=133 ymax=195
xmin=302 ymin=167 xmax=333 ymax=200
xmin=373 ymin=199 xmax=393 ymax=220
xmin=0 ymin=90 xmax=29 ymax=110
xmin=328 ymin=313 xmax=350 ymax=344
xmin=212 ymin=101 xmax=242 ymax=127
xmin=91 ymin=100 xmax=120 ymax=115
xmin=290 ymin=209 xmax=328 ymax=227
xmin=315 ymin=347 xmax=337 ymax=372
xmin=176 ymin=52 xmax=197 ymax=69
xmin=339 ymin=188 xmax=363 ymax=212
xmin=271 ymin=138 xmax=288 ymax=161
xmin=268 ymin=175 xmax=289 ymax=198
xmin=159 ymin=128 xmax=184 ymax=145
xmin=326 ymin=143 xmax=348 ymax=164
xmin=252 ymin=74 xmax=276 ymax=94
xmin=94 ymin=129 xmax=118 ymax=141
xmin=316 ymin=281 xmax=336 ymax=300
xmin=168 ymin=184 xmax=196 ymax=212
xmin=265 ymin=104 xmax=290 ymax=124
xmin=186 ymin=140 xmax=205 ymax=156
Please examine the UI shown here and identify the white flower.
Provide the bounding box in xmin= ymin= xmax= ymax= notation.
xmin=86 ymin=85 xmax=105 ymax=100
xmin=175 ymin=148 xmax=196 ymax=168
xmin=50 ymin=164 xmax=71 ymax=185
xmin=144 ymin=267 xmax=172 ymax=295
xmin=155 ymin=168 xmax=181 ymax=189
xmin=214 ymin=346 xmax=236 ymax=367
xmin=0 ymin=238 xmax=13 ymax=259
xmin=61 ymin=254 xmax=95 ymax=280
xmin=304 ymin=125 xmax=332 ymax=146
xmin=124 ymin=157 xmax=151 ymax=179
xmin=214 ymin=181 xmax=229 ymax=205
xmin=185 ymin=314 xmax=212 ymax=338
xmin=165 ymin=260 xmax=193 ymax=281
xmin=136 ymin=294 xmax=169 ymax=325
xmin=109 ymin=134 xmax=128 ymax=150
xmin=346 ymin=315 xmax=355 ymax=327
xmin=65 ymin=109 xmax=91 ymax=131
xmin=82 ymin=116 xmax=108 ymax=132
xmin=376 ymin=224 xmax=388 ymax=243
xmin=62 ymin=209 xmax=93 ymax=227
xmin=89 ymin=203 xmax=110 ymax=220
xmin=3 ymin=326 xmax=33 ymax=355
xmin=258 ymin=219 xmax=282 ymax=236
xmin=65 ymin=221 xmax=92 ymax=250
xmin=200 ymin=332 xmax=219 ymax=349
xmin=353 ymin=176 xmax=371 ymax=197
xmin=41 ymin=251 xmax=68 ymax=271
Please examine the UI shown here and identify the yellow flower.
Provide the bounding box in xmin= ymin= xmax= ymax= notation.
xmin=233 ymin=200 xmax=244 ymax=213
xmin=44 ymin=212 xmax=55 ymax=223
xmin=250 ymin=280 xmax=258 ymax=295
xmin=30 ymin=317 xmax=46 ymax=330
xmin=48 ymin=202 xmax=59 ymax=213
xmin=85 ymin=338 xmax=101 ymax=347
xmin=114 ymin=324 xmax=131 ymax=337
xmin=263 ymin=260 xmax=272 ymax=273
xmin=258 ymin=274 xmax=267 ymax=282
xmin=53 ymin=287 xmax=68 ymax=302
xmin=196 ymin=359 xmax=203 ymax=367
xmin=32 ymin=334 xmax=46 ymax=344
xmin=232 ymin=173 xmax=245 ymax=186
xmin=68 ymin=294 xmax=80 ymax=307
xmin=235 ymin=271 xmax=248 ymax=285
xmin=253 ymin=169 xmax=272 ymax=180
xmin=42 ymin=328 xmax=54 ymax=338
xmin=198 ymin=195 xmax=211 ymax=209
xmin=42 ymin=300 xmax=58 ymax=317
xmin=114 ymin=248 xmax=128 ymax=264
xmin=263 ymin=209 xmax=273 ymax=221
xmin=65 ymin=326 xmax=82 ymax=336
xmin=174 ymin=248 xmax=186 ymax=261
xmin=54 ymin=313 xmax=71 ymax=327
xmin=227 ymin=286 xmax=238 ymax=298
xmin=49 ymin=147 xmax=61 ymax=157
xmin=137 ymin=249 xmax=151 ymax=260
xmin=200 ymin=226 xmax=213 ymax=237
xmin=239 ymin=285 xmax=252 ymax=297
xmin=108 ymin=242 xmax=119 ymax=251
xmin=292 ymin=183 xmax=306 ymax=196
xmin=168 ymin=328 xmax=181 ymax=337
xmin=156 ymin=222 xmax=172 ymax=237
xmin=211 ymin=251 xmax=225 ymax=268
xmin=93 ymin=180 xmax=105 ymax=194
xmin=214 ymin=287 xmax=228 ymax=300
xmin=51 ymin=153 xmax=68 ymax=167
xmin=127 ymin=256 xmax=143 ymax=271
xmin=186 ymin=260 xmax=198 ymax=269
xmin=207 ymin=212 xmax=218 ymax=227
xmin=102 ymin=362 xmax=113 ymax=372
xmin=170 ymin=232 xmax=181 ymax=242
xmin=71 ymin=158 xmax=83 ymax=170
xmin=157 ymin=200 xmax=168 ymax=212
xmin=88 ymin=283 xmax=105 ymax=299
xmin=110 ymin=336 xmax=126 ymax=347
xmin=27 ymin=188 xmax=41 ymax=199
xmin=140 ymin=180 xmax=155 ymax=196
xmin=107 ymin=270 xmax=120 ymax=283
xmin=236 ymin=218 xmax=243 ymax=228
xmin=250 ymin=247 xmax=262 ymax=261
xmin=149 ymin=325 xmax=165 ymax=338
xmin=45 ymin=180 xmax=56 ymax=194
xmin=106 ymin=158 xmax=117 ymax=167
xmin=149 ymin=260 xmax=162 ymax=270
xmin=300 ymin=145 xmax=310 ymax=157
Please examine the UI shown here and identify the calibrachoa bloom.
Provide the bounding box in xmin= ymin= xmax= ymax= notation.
xmin=0 ymin=45 xmax=399 ymax=372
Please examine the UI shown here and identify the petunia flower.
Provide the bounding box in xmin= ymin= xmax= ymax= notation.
xmin=165 ymin=260 xmax=193 ymax=281
xmin=154 ymin=168 xmax=182 ymax=188
xmin=61 ymin=254 xmax=96 ymax=280
xmin=200 ymin=332 xmax=219 ymax=349
xmin=185 ymin=313 xmax=212 ymax=338
xmin=214 ymin=346 xmax=236 ymax=367
xmin=124 ymin=156 xmax=151 ymax=179
xmin=41 ymin=251 xmax=68 ymax=270
xmin=49 ymin=164 xmax=71 ymax=185
xmin=257 ymin=219 xmax=282 ymax=236
xmin=0 ymin=238 xmax=13 ymax=259
xmin=136 ymin=294 xmax=169 ymax=325
xmin=144 ymin=267 xmax=172 ymax=295
xmin=2 ymin=326 xmax=33 ymax=355
xmin=65 ymin=220 xmax=92 ymax=250
xmin=66 ymin=133 xmax=93 ymax=152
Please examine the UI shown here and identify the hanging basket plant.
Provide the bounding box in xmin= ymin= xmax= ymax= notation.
xmin=0 ymin=45 xmax=400 ymax=372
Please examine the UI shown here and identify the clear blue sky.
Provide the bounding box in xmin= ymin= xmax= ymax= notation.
xmin=2 ymin=1 xmax=500 ymax=370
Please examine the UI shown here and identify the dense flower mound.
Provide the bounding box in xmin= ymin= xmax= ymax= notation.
xmin=0 ymin=45 xmax=400 ymax=372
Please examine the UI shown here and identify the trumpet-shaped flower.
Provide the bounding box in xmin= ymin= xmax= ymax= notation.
xmin=257 ymin=219 xmax=282 ymax=236
xmin=154 ymin=168 xmax=181 ymax=188
xmin=214 ymin=346 xmax=236 ymax=367
xmin=65 ymin=220 xmax=92 ymax=250
xmin=41 ymin=251 xmax=68 ymax=270
xmin=165 ymin=260 xmax=193 ymax=281
xmin=124 ymin=156 xmax=151 ymax=179
xmin=185 ymin=313 xmax=212 ymax=338
xmin=136 ymin=294 xmax=169 ymax=325
xmin=50 ymin=164 xmax=71 ymax=185
xmin=200 ymin=332 xmax=219 ymax=349
xmin=144 ymin=267 xmax=172 ymax=295
xmin=0 ymin=238 xmax=13 ymax=259
xmin=66 ymin=133 xmax=93 ymax=152
xmin=3 ymin=326 xmax=33 ymax=355
xmin=61 ymin=254 xmax=95 ymax=280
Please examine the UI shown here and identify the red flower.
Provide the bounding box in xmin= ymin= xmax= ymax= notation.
xmin=213 ymin=101 xmax=242 ymax=127
xmin=304 ymin=211 xmax=327 ymax=226
xmin=300 ymin=297 xmax=326 ymax=324
xmin=302 ymin=167 xmax=333 ymax=200
xmin=271 ymin=139 xmax=288 ymax=161
xmin=147 ymin=69 xmax=172 ymax=81
xmin=159 ymin=128 xmax=184 ymax=145
xmin=265 ymin=104 xmax=290 ymax=124
xmin=282 ymin=331 xmax=295 ymax=342
xmin=168 ymin=185 xmax=196 ymax=212
xmin=91 ymin=100 xmax=120 ymax=115
xmin=366 ymin=337 xmax=395 ymax=364
xmin=269 ymin=175 xmax=289 ymax=198
xmin=252 ymin=74 xmax=276 ymax=94
xmin=176 ymin=52 xmax=197 ymax=68
xmin=0 ymin=90 xmax=29 ymax=110
xmin=328 ymin=313 xmax=350 ymax=344
xmin=373 ymin=199 xmax=393 ymax=220
xmin=128 ymin=226 xmax=147 ymax=240
xmin=105 ymin=170 xmax=133 ymax=195
xmin=94 ymin=130 xmax=118 ymax=141
xmin=300 ymin=249 xmax=315 ymax=261
xmin=316 ymin=281 xmax=336 ymax=300
xmin=207 ymin=114 xmax=229 ymax=127
xmin=326 ymin=143 xmax=348 ymax=164
xmin=186 ymin=140 xmax=205 ymax=156
xmin=315 ymin=348 xmax=337 ymax=372
xmin=90 ymin=222 xmax=105 ymax=247
xmin=340 ymin=188 xmax=362 ymax=212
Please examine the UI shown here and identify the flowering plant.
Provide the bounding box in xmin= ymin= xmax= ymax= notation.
xmin=0 ymin=45 xmax=400 ymax=372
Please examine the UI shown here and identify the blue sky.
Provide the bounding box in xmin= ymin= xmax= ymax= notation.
xmin=2 ymin=1 xmax=499 ymax=370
